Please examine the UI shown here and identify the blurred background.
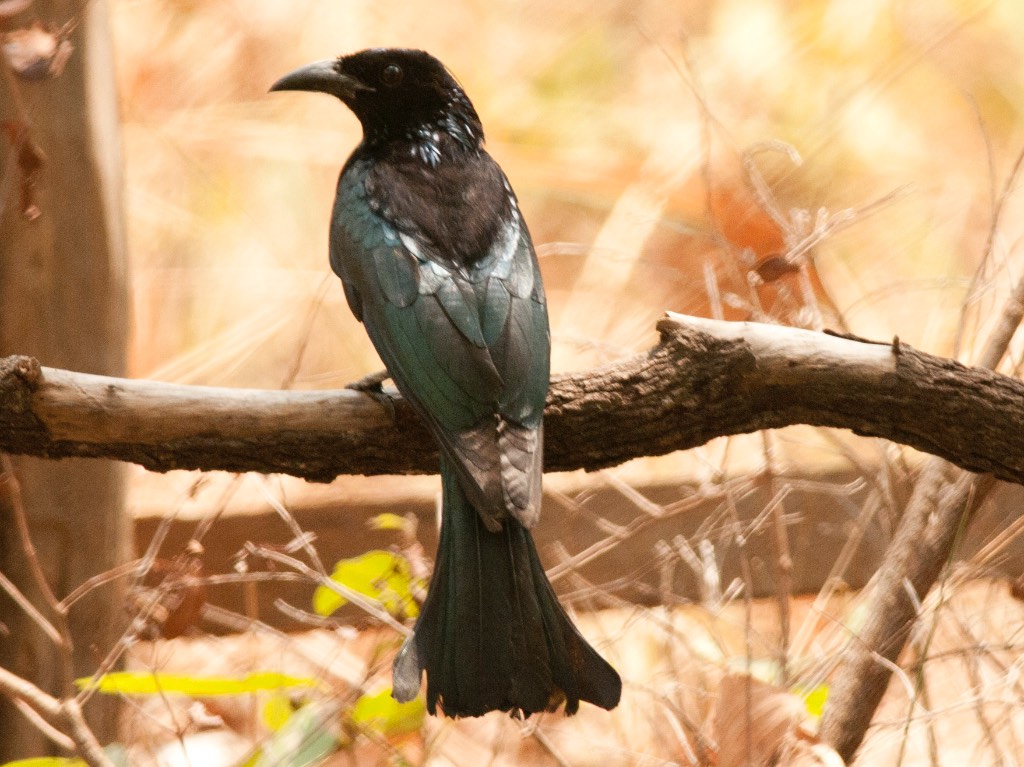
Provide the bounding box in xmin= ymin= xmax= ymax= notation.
xmin=24 ymin=0 xmax=1024 ymax=764
xmin=117 ymin=0 xmax=1024 ymax=388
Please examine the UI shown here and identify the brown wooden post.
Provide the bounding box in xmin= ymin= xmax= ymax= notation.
xmin=0 ymin=0 xmax=129 ymax=757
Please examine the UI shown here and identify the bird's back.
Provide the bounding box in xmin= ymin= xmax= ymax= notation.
xmin=330 ymin=146 xmax=550 ymax=529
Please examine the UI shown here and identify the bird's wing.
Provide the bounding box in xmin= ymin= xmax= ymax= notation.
xmin=330 ymin=162 xmax=549 ymax=528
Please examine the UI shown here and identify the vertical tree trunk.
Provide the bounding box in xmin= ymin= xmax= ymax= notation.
xmin=0 ymin=0 xmax=129 ymax=758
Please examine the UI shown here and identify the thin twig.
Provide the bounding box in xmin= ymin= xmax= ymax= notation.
xmin=245 ymin=544 xmax=408 ymax=634
xmin=1 ymin=456 xmax=77 ymax=700
xmin=760 ymin=432 xmax=793 ymax=685
xmin=1 ymin=457 xmax=63 ymax=616
xmin=257 ymin=478 xmax=327 ymax=576
xmin=0 ymin=666 xmax=114 ymax=767
xmin=12 ymin=698 xmax=76 ymax=752
xmin=60 ymin=560 xmax=144 ymax=611
xmin=0 ymin=570 xmax=63 ymax=646
xmin=954 ymin=143 xmax=1024 ymax=358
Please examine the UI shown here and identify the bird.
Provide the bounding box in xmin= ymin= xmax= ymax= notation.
xmin=271 ymin=48 xmax=621 ymax=718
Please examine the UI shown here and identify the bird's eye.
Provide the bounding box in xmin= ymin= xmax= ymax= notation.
xmin=381 ymin=63 xmax=403 ymax=87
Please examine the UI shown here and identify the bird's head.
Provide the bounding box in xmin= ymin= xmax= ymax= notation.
xmin=271 ymin=48 xmax=483 ymax=154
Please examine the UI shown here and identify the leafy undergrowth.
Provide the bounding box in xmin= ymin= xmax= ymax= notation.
xmin=39 ymin=577 xmax=1019 ymax=767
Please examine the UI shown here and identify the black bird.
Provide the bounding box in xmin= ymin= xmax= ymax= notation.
xmin=271 ymin=48 xmax=621 ymax=717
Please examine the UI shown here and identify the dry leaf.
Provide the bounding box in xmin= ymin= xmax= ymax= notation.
xmin=132 ymin=543 xmax=207 ymax=639
xmin=714 ymin=674 xmax=845 ymax=767
xmin=754 ymin=254 xmax=801 ymax=283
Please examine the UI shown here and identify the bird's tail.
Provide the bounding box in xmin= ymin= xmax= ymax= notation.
xmin=392 ymin=456 xmax=622 ymax=717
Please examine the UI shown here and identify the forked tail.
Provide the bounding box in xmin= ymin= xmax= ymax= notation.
xmin=392 ymin=456 xmax=622 ymax=717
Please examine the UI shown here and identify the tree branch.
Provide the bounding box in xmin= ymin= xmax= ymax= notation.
xmin=0 ymin=313 xmax=1022 ymax=484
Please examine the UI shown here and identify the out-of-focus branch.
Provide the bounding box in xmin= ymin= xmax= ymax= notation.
xmin=0 ymin=454 xmax=98 ymax=759
xmin=0 ymin=666 xmax=114 ymax=767
xmin=0 ymin=313 xmax=1023 ymax=484
xmin=0 ymin=456 xmax=76 ymax=691
xmin=819 ymin=263 xmax=1024 ymax=762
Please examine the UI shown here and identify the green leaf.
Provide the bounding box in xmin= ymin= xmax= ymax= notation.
xmin=796 ymin=683 xmax=830 ymax=718
xmin=77 ymin=671 xmax=318 ymax=696
xmin=262 ymin=691 xmax=295 ymax=732
xmin=313 ymin=550 xmax=422 ymax=620
xmin=350 ymin=689 xmax=425 ymax=739
xmin=367 ymin=513 xmax=409 ymax=531
xmin=253 ymin=701 xmax=340 ymax=767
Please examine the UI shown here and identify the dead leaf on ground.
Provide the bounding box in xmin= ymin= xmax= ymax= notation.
xmin=714 ymin=673 xmax=845 ymax=767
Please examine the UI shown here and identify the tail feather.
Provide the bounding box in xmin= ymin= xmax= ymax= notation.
xmin=392 ymin=456 xmax=621 ymax=717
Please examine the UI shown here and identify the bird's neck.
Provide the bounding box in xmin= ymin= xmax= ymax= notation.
xmin=361 ymin=129 xmax=478 ymax=169
xmin=361 ymin=99 xmax=484 ymax=168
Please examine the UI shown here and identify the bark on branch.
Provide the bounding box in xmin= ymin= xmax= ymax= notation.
xmin=1 ymin=312 xmax=1022 ymax=484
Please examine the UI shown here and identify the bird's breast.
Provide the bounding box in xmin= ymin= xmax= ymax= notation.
xmin=363 ymin=149 xmax=514 ymax=270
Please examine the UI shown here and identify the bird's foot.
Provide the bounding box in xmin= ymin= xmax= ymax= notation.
xmin=346 ymin=369 xmax=397 ymax=419
xmin=346 ymin=369 xmax=391 ymax=393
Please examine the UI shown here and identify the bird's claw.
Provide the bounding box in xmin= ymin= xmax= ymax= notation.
xmin=346 ymin=369 xmax=391 ymax=393
xmin=346 ymin=369 xmax=397 ymax=419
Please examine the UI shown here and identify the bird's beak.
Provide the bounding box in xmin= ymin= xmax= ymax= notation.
xmin=269 ymin=59 xmax=367 ymax=99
